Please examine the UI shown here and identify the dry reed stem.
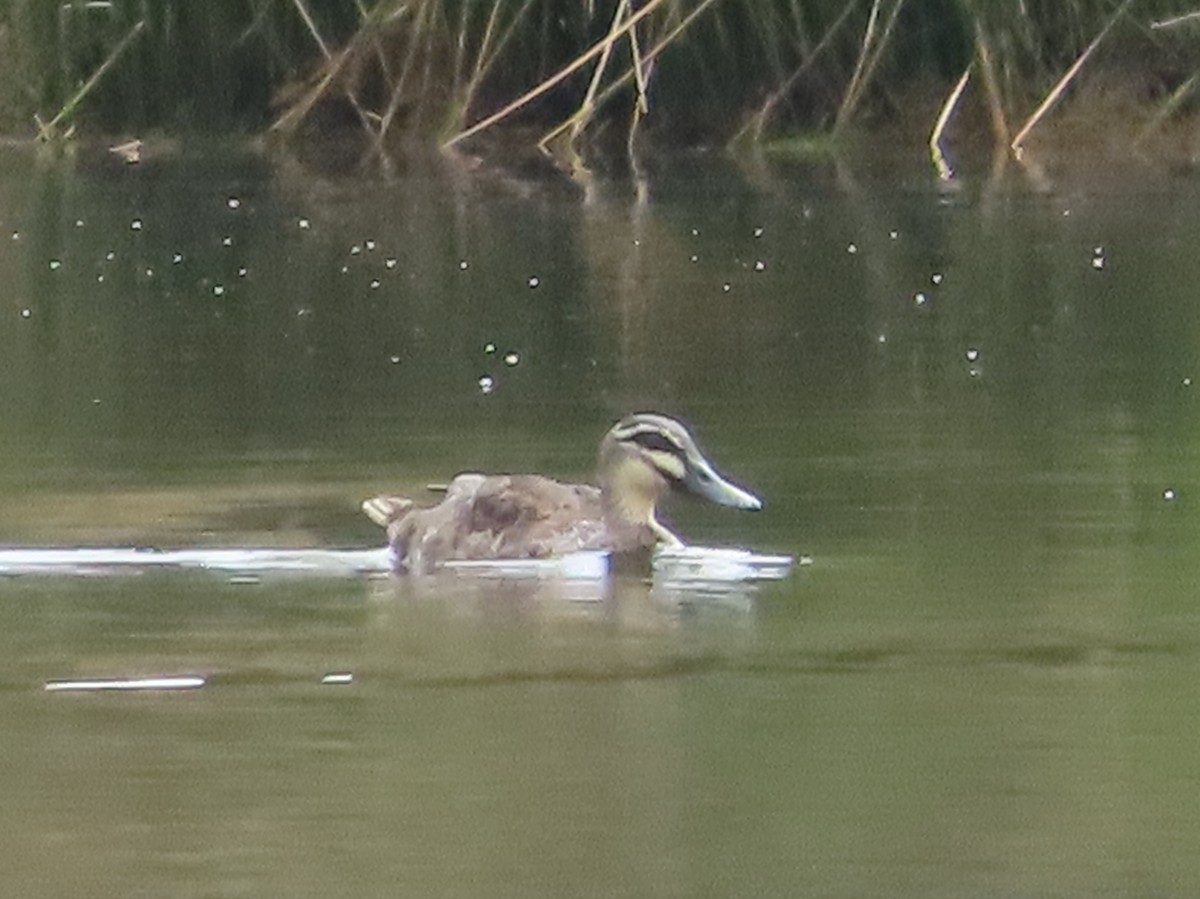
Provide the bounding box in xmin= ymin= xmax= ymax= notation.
xmin=973 ymin=19 xmax=1010 ymax=147
xmin=857 ymin=0 xmax=906 ymax=96
xmin=730 ymin=0 xmax=858 ymax=146
xmin=834 ymin=0 xmax=881 ymax=133
xmin=356 ymin=0 xmax=396 ymax=89
xmin=429 ymin=0 xmax=543 ymax=144
xmin=271 ymin=40 xmax=359 ymax=133
xmin=37 ymin=19 xmax=145 ymax=139
xmin=538 ymin=0 xmax=721 ymax=149
xmin=289 ymin=0 xmax=377 ymax=135
xmin=835 ymin=0 xmax=905 ymax=134
xmin=448 ymin=2 xmax=469 ymax=102
xmin=443 ymin=0 xmax=672 ymax=149
xmin=273 ymin=1 xmax=401 ymax=135
xmin=452 ymin=0 xmax=541 ymax=136
xmin=1010 ymin=0 xmax=1135 ymax=155
xmin=1151 ymin=10 xmax=1200 ymax=28
xmin=628 ymin=13 xmax=650 ymax=115
xmin=473 ymin=0 xmax=521 ymax=86
xmin=558 ymin=0 xmax=655 ymax=151
xmin=929 ymin=66 xmax=971 ymax=180
xmin=1135 ymin=71 xmax=1199 ymax=147
xmin=629 ymin=83 xmax=647 ymax=154
xmin=291 ymin=0 xmax=331 ymax=55
xmin=631 ymin=97 xmax=650 ymax=205
xmin=626 ymin=51 xmax=655 ymax=181
xmin=568 ymin=0 xmax=631 ymax=145
xmin=453 ymin=0 xmax=506 ymax=130
xmin=377 ymin=0 xmax=437 ymax=141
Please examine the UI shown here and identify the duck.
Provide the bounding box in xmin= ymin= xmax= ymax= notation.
xmin=362 ymin=412 xmax=762 ymax=574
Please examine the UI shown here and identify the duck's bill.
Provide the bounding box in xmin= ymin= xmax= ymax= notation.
xmin=686 ymin=461 xmax=763 ymax=510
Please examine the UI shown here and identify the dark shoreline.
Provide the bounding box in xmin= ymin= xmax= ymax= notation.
xmin=7 ymin=98 xmax=1200 ymax=192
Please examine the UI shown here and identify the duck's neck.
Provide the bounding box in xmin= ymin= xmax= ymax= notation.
xmin=599 ymin=458 xmax=680 ymax=547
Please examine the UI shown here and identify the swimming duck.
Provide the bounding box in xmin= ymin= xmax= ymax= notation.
xmin=362 ymin=412 xmax=762 ymax=573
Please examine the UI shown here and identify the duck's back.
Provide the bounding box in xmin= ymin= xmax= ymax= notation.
xmin=371 ymin=473 xmax=653 ymax=573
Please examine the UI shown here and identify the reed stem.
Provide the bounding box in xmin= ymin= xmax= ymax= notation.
xmin=929 ymin=66 xmax=971 ymax=180
xmin=442 ymin=0 xmax=670 ymax=149
xmin=37 ymin=19 xmax=146 ymax=140
xmin=1010 ymin=0 xmax=1134 ymax=155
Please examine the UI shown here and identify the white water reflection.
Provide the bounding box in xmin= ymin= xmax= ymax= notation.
xmin=0 ymin=547 xmax=391 ymax=577
xmin=0 ymin=542 xmax=792 ymax=585
xmin=45 ymin=675 xmax=206 ymax=692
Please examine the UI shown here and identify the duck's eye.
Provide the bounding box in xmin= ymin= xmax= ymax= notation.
xmin=631 ymin=432 xmax=680 ymax=455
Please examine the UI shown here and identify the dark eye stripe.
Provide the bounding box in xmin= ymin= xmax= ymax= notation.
xmin=630 ymin=431 xmax=681 ymax=454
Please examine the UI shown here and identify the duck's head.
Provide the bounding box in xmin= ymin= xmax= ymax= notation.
xmin=597 ymin=412 xmax=761 ymax=544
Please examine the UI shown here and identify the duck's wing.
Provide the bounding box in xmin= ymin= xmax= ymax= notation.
xmin=364 ymin=474 xmax=609 ymax=572
xmin=467 ymin=475 xmax=609 ymax=558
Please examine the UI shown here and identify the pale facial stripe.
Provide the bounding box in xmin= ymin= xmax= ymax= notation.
xmin=644 ymin=450 xmax=687 ymax=481
xmin=614 ymin=423 xmax=686 ymax=450
xmin=614 ymin=423 xmax=691 ymax=482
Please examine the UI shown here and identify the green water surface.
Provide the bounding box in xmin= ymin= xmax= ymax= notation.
xmin=1 ymin=146 xmax=1198 ymax=897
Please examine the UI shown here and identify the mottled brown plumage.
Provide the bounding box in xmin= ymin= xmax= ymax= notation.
xmin=363 ymin=413 xmax=761 ymax=574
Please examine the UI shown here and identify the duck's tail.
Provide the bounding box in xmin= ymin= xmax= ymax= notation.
xmin=361 ymin=496 xmax=414 ymax=528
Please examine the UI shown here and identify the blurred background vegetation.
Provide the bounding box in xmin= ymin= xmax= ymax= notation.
xmin=2 ymin=0 xmax=1200 ymax=152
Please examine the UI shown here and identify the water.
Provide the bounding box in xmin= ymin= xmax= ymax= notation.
xmin=3 ymin=144 xmax=1200 ymax=896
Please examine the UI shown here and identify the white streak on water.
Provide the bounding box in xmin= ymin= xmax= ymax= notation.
xmin=0 ymin=547 xmax=392 ymax=577
xmin=653 ymin=547 xmax=794 ymax=586
xmin=0 ymin=546 xmax=794 ymax=584
xmin=44 ymin=676 xmax=206 ymax=692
